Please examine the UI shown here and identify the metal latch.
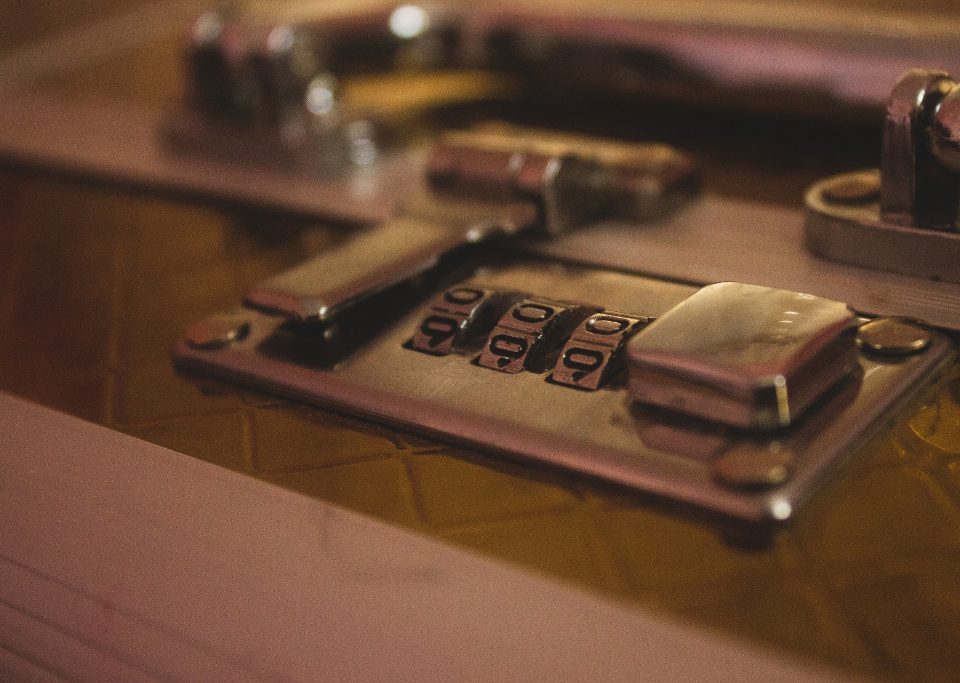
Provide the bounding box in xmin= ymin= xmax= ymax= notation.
xmin=166 ymin=4 xmax=462 ymax=171
xmin=243 ymin=125 xmax=699 ymax=329
xmin=805 ymin=69 xmax=960 ymax=283
xmin=174 ymin=123 xmax=953 ymax=523
xmin=177 ymin=252 xmax=953 ymax=523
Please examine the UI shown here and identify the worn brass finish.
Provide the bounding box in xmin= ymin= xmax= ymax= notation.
xmin=175 ymin=263 xmax=952 ymax=523
xmin=184 ymin=313 xmax=251 ymax=350
xmin=806 ymin=69 xmax=960 ymax=282
xmin=857 ymin=318 xmax=933 ymax=356
xmin=712 ymin=445 xmax=796 ymax=489
xmin=626 ymin=283 xmax=857 ymax=430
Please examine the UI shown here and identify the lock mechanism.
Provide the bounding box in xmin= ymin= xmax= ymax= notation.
xmin=244 ymin=125 xmax=699 ymax=329
xmin=805 ymin=69 xmax=960 ymax=282
xmin=170 ymin=51 xmax=954 ymax=523
xmin=165 ymin=3 xmax=463 ymax=172
xmin=175 ymin=124 xmax=953 ymax=523
xmin=625 ymin=283 xmax=858 ymax=431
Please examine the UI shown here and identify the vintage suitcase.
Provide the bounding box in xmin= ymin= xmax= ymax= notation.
xmin=1 ymin=0 xmax=959 ymax=678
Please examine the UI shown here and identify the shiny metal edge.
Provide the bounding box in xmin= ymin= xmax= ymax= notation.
xmin=805 ymin=173 xmax=960 ymax=283
xmin=173 ymin=264 xmax=955 ymax=523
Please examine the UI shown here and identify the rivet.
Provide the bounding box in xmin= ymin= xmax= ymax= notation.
xmin=185 ymin=314 xmax=250 ymax=350
xmin=856 ymin=318 xmax=932 ymax=356
xmin=712 ymin=446 xmax=795 ymax=488
xmin=821 ymin=171 xmax=880 ymax=205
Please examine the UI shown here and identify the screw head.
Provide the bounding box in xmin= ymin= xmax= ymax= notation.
xmin=856 ymin=318 xmax=932 ymax=356
xmin=185 ymin=314 xmax=250 ymax=350
xmin=820 ymin=171 xmax=880 ymax=205
xmin=713 ymin=445 xmax=794 ymax=489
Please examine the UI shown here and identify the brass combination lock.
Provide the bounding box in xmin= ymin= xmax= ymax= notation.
xmin=168 ymin=4 xmax=960 ymax=525
xmin=176 ymin=123 xmax=954 ymax=524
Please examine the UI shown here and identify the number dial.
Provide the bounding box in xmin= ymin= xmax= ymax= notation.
xmin=410 ymin=287 xmax=525 ymax=355
xmin=551 ymin=313 xmax=649 ymax=390
xmin=477 ymin=298 xmax=600 ymax=373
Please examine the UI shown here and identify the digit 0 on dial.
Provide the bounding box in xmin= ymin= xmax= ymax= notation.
xmin=551 ymin=313 xmax=649 ymax=390
xmin=410 ymin=286 xmax=524 ymax=355
xmin=477 ymin=298 xmax=599 ymax=373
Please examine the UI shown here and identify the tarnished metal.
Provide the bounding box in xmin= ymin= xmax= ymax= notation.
xmin=856 ymin=318 xmax=933 ymax=356
xmin=175 ymin=261 xmax=955 ymax=523
xmin=246 ymin=126 xmax=698 ymax=323
xmin=712 ymin=445 xmax=795 ymax=489
xmin=626 ymin=283 xmax=858 ymax=431
xmin=184 ymin=313 xmax=250 ymax=350
xmin=806 ymin=69 xmax=960 ymax=282
xmin=551 ymin=313 xmax=648 ymax=391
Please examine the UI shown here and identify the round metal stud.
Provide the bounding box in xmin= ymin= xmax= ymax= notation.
xmin=820 ymin=171 xmax=880 ymax=205
xmin=856 ymin=318 xmax=932 ymax=356
xmin=712 ymin=446 xmax=794 ymax=489
xmin=185 ymin=314 xmax=250 ymax=350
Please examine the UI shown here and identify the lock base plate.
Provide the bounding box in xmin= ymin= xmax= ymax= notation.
xmin=174 ymin=260 xmax=955 ymax=523
xmin=805 ymin=170 xmax=960 ymax=283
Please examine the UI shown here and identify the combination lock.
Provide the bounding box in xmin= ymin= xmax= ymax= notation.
xmin=176 ymin=124 xmax=954 ymax=524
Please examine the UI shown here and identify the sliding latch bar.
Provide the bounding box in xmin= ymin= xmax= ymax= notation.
xmin=245 ymin=125 xmax=699 ymax=329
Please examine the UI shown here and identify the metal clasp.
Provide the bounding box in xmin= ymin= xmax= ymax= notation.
xmin=805 ymin=69 xmax=960 ymax=283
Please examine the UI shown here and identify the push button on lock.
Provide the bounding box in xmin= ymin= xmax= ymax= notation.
xmin=410 ymin=287 xmax=525 ymax=355
xmin=478 ymin=298 xmax=600 ymax=373
xmin=551 ymin=313 xmax=649 ymax=390
xmin=626 ymin=282 xmax=858 ymax=431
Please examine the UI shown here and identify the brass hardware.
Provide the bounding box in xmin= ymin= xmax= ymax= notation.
xmin=550 ymin=313 xmax=648 ymax=390
xmin=626 ymin=283 xmax=857 ymax=431
xmin=184 ymin=314 xmax=250 ymax=350
xmin=856 ymin=318 xmax=933 ymax=356
xmin=712 ymin=445 xmax=795 ymax=489
xmin=176 ymin=261 xmax=955 ymax=523
xmin=805 ymin=69 xmax=960 ymax=282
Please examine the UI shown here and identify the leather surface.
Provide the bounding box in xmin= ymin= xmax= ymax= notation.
xmin=1 ymin=5 xmax=959 ymax=679
xmin=4 ymin=156 xmax=960 ymax=681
